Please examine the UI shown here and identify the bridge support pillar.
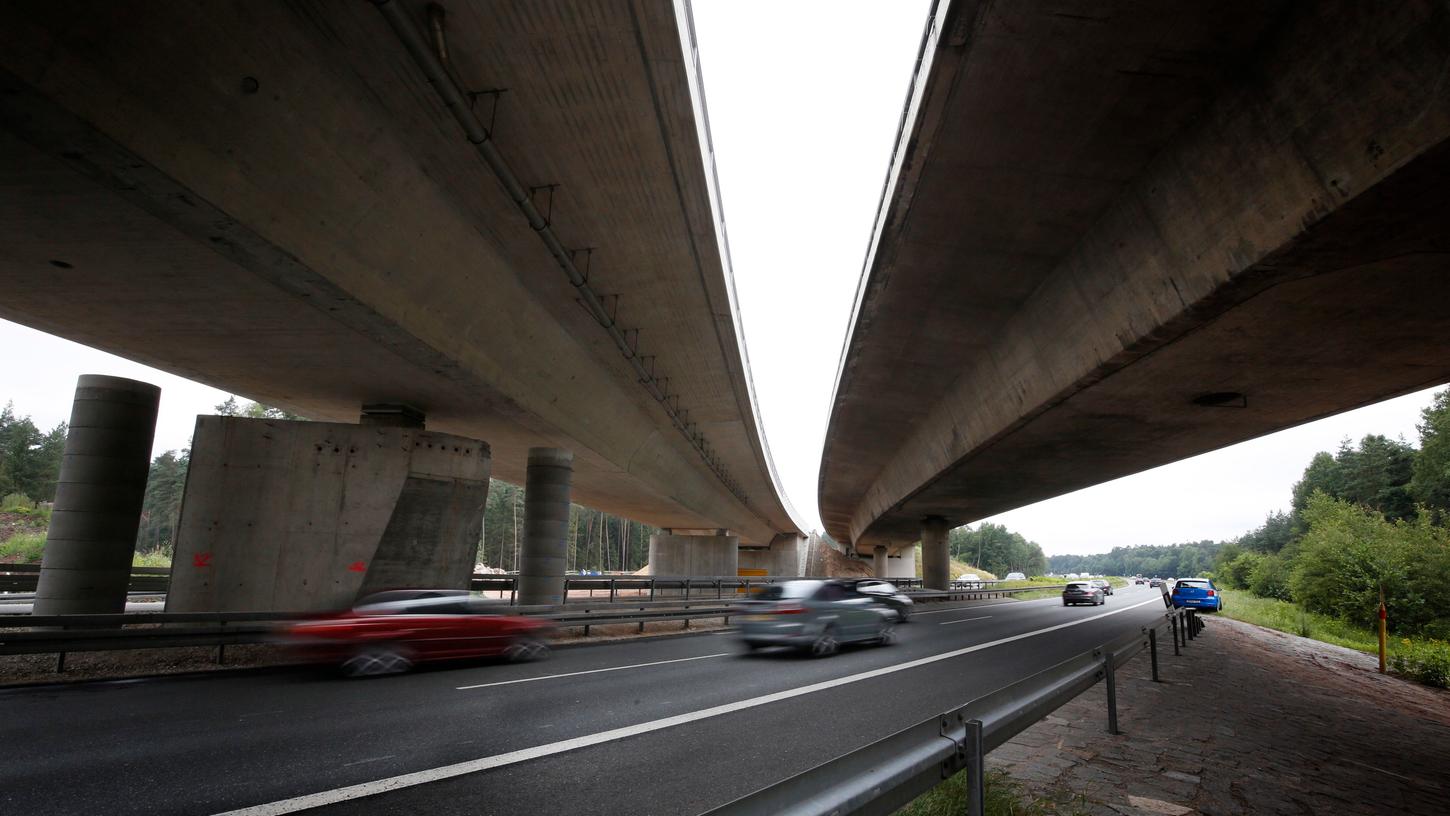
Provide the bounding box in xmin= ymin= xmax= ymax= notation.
xmin=872 ymin=545 xmax=888 ymax=578
xmin=921 ymin=516 xmax=950 ymax=591
xmin=518 ymin=448 xmax=574 ymax=606
xmin=33 ymin=375 xmax=160 ymax=615
xmin=649 ymin=530 xmax=738 ymax=577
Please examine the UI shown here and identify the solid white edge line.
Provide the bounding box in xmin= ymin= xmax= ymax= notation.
xmin=213 ymin=595 xmax=1164 ymax=816
xmin=456 ymin=652 xmax=730 ymax=690
xmin=938 ymin=616 xmax=993 ymax=626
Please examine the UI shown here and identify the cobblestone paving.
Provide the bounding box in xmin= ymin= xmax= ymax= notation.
xmin=987 ymin=616 xmax=1450 ymax=815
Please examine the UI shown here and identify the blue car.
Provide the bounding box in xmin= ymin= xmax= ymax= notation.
xmin=1171 ymin=578 xmax=1222 ymax=612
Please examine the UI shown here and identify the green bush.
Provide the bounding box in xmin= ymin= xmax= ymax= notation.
xmin=1389 ymin=639 xmax=1450 ymax=688
xmin=1220 ymin=551 xmax=1261 ymax=589
xmin=0 ymin=532 xmax=46 ymax=563
xmin=0 ymin=492 xmax=36 ymax=513
xmin=1248 ymin=553 xmax=1295 ymax=601
xmin=1291 ymin=493 xmax=1450 ymax=634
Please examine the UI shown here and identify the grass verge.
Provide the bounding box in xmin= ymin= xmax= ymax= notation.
xmin=1216 ymin=589 xmax=1378 ymax=652
xmin=894 ymin=768 xmax=1089 ymax=816
xmin=1218 ymin=588 xmax=1450 ymax=688
xmin=0 ymin=532 xmax=45 ymax=563
xmin=132 ymin=550 xmax=172 ymax=568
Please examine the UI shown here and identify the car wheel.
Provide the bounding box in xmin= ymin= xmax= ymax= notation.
xmin=876 ymin=624 xmax=897 ymax=646
xmin=897 ymin=607 xmax=911 ymax=623
xmin=503 ymin=637 xmax=550 ymax=663
xmin=341 ymin=646 xmax=413 ymax=678
xmin=809 ymin=625 xmax=839 ymax=658
xmin=1062 ymin=599 xmax=1069 ymax=606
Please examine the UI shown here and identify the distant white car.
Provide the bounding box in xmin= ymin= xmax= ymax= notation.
xmin=1004 ymin=572 xmax=1027 ymax=581
xmin=957 ymin=573 xmax=981 ymax=582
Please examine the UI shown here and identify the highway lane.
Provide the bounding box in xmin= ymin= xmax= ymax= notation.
xmin=2 ymin=585 xmax=1169 ymax=815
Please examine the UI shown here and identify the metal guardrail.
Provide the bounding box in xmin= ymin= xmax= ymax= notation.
xmin=705 ymin=590 xmax=1204 ymax=816
xmin=0 ymin=598 xmax=746 ymax=670
xmin=1 ymin=569 xmax=931 ymax=601
xmin=0 ymin=564 xmax=169 ymax=595
xmin=0 ymin=576 xmax=1090 ymax=673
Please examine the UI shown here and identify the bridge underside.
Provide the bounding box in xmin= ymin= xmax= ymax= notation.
xmin=821 ymin=0 xmax=1450 ymax=551
xmin=0 ymin=0 xmax=800 ymax=546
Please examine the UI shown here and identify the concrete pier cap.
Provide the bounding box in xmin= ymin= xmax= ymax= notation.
xmin=33 ymin=375 xmax=160 ymax=615
xmin=648 ymin=529 xmax=739 ymax=577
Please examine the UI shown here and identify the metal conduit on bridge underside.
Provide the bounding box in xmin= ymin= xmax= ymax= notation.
xmin=372 ymin=0 xmax=746 ymax=503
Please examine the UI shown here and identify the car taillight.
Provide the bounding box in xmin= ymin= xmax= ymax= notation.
xmin=1207 ymin=589 xmax=1215 ymax=597
xmin=773 ymin=604 xmax=807 ymax=614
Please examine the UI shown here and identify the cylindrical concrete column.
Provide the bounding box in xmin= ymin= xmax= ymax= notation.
xmin=517 ymin=447 xmax=573 ymax=606
xmin=873 ymin=545 xmax=888 ymax=578
xmin=33 ymin=375 xmax=160 ymax=615
xmin=921 ymin=516 xmax=950 ymax=591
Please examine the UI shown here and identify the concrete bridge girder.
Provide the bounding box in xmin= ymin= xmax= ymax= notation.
xmin=822 ymin=0 xmax=1450 ymax=551
xmin=0 ymin=0 xmax=802 ymax=553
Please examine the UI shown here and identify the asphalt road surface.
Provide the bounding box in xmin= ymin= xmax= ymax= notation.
xmin=2 ymin=584 xmax=1168 ymax=815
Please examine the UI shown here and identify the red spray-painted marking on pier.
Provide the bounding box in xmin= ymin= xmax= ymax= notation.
xmin=348 ymin=561 xmax=367 ymax=572
xmin=193 ymin=552 xmax=212 ymax=568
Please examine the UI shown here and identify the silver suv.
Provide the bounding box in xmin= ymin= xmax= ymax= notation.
xmin=735 ymin=580 xmax=896 ymax=656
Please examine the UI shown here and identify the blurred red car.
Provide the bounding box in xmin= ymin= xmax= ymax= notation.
xmin=283 ymin=589 xmax=553 ymax=677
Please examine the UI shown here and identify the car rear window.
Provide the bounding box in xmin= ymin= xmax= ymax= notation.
xmin=752 ymin=581 xmax=820 ymax=601
xmin=1177 ymin=580 xmax=1209 ymax=589
xmin=1067 ymin=582 xmax=1091 ymax=590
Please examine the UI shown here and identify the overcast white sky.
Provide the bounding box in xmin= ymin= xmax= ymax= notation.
xmin=2 ymin=2 xmax=1441 ymax=557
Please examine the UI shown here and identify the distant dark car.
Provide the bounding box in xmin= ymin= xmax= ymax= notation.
xmin=1090 ymin=579 xmax=1114 ymax=596
xmin=846 ymin=579 xmax=915 ymax=622
xmin=1062 ymin=581 xmax=1105 ymax=606
xmin=736 ymin=579 xmax=895 ymax=656
xmin=1149 ymin=578 xmax=1163 ymax=588
xmin=1171 ymin=578 xmax=1223 ymax=612
xmin=283 ymin=589 xmax=553 ymax=677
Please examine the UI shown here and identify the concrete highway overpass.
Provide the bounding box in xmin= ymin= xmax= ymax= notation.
xmin=821 ymin=0 xmax=1450 ymax=583
xmin=0 ymin=1 xmax=803 ymax=566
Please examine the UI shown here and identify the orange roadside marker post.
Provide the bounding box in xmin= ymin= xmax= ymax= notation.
xmin=1377 ymin=587 xmax=1388 ymax=674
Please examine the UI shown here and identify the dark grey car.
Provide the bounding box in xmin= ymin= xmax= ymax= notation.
xmin=735 ymin=580 xmax=896 ymax=656
xmin=1062 ymin=581 xmax=1105 ymax=606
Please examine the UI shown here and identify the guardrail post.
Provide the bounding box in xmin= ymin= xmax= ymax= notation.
xmin=1186 ymin=609 xmax=1196 ymax=640
xmin=1104 ymin=652 xmax=1120 ymax=735
xmin=965 ymin=718 xmax=985 ymax=816
xmin=649 ymin=579 xmax=656 ymax=602
xmin=685 ymin=578 xmax=691 ymax=601
xmin=56 ymin=651 xmax=66 ymax=673
xmin=217 ymin=620 xmax=227 ymax=665
xmin=1148 ymin=628 xmax=1160 ymax=682
xmin=510 ymin=578 xmax=517 ymax=606
xmin=609 ymin=579 xmax=617 ymax=603
xmin=1171 ymin=613 xmax=1181 ymax=655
